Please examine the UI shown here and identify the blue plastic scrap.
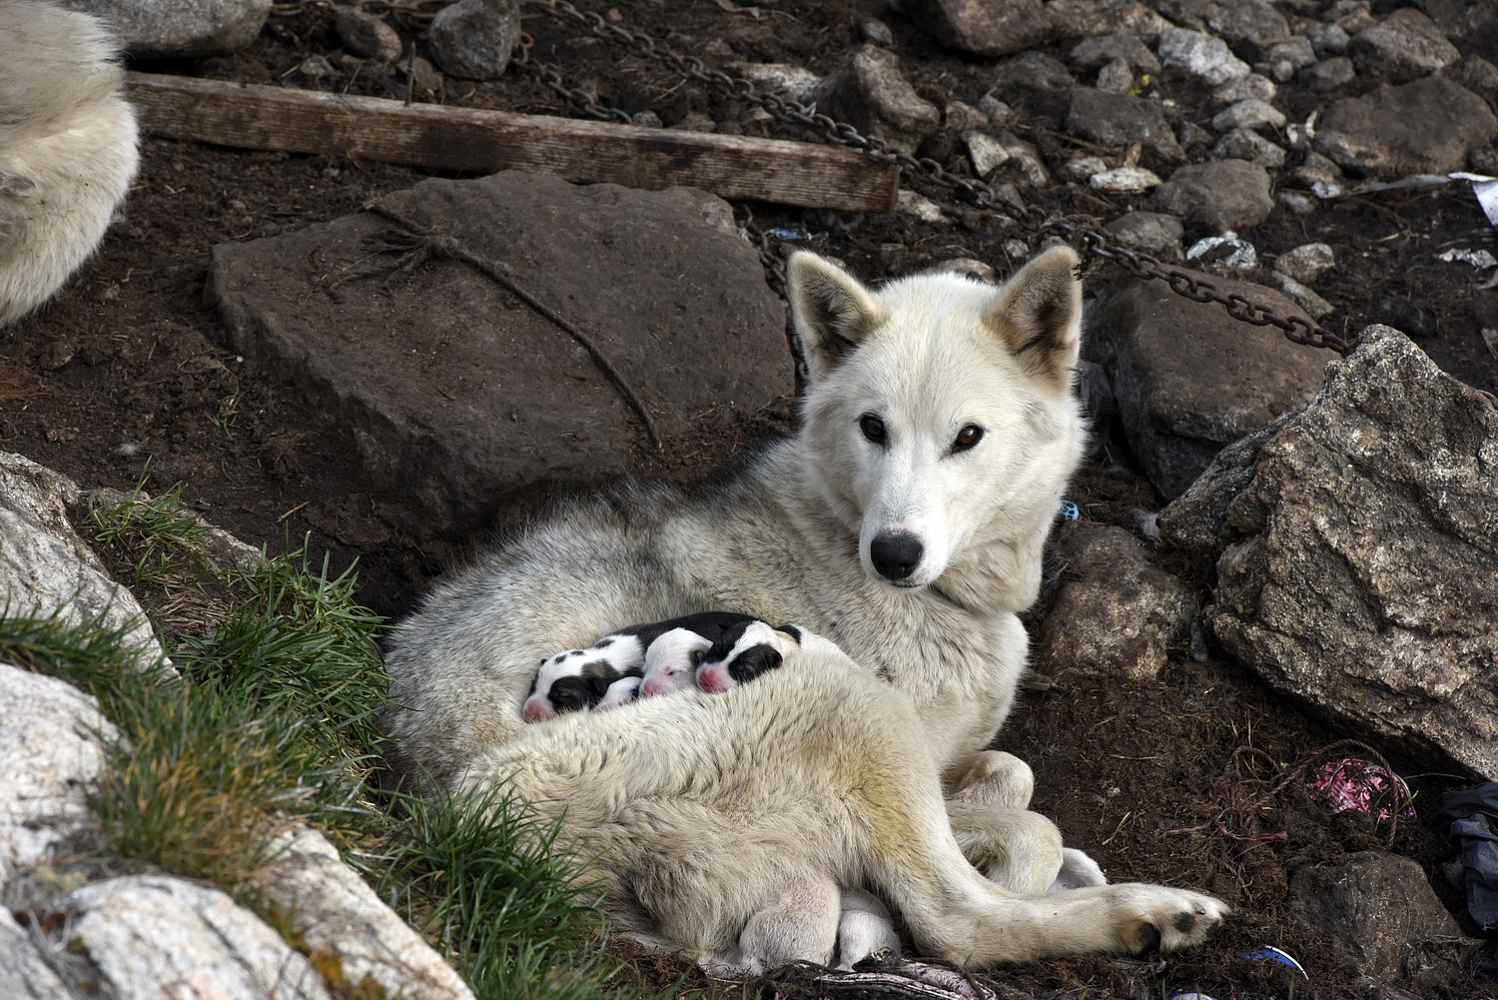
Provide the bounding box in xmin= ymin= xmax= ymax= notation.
xmin=1241 ymin=946 xmax=1309 ymax=979
xmin=1438 ymin=782 xmax=1498 ymax=931
xmin=1060 ymin=499 xmax=1080 ymax=520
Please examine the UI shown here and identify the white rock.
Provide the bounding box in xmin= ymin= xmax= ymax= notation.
xmin=1089 ymin=166 xmax=1163 ymax=193
xmin=1186 ymin=230 xmax=1258 ymax=271
xmin=963 ymin=130 xmax=1011 ymax=176
xmin=1212 ymin=73 xmax=1277 ymax=105
xmin=54 ymin=875 xmax=334 ymax=1000
xmin=0 ymin=452 xmax=167 ymax=670
xmin=1211 ymin=98 xmax=1286 ymax=133
xmin=0 ymin=665 xmax=115 ymax=888
xmin=1158 ymin=28 xmax=1251 ymax=86
xmin=1095 ymin=57 xmax=1134 ymax=93
xmin=0 ymin=909 xmax=71 ymax=999
xmin=1268 ymin=272 xmax=1335 ymax=318
xmin=727 ymin=62 xmax=821 ymax=103
xmin=252 ymin=826 xmax=475 ymax=1000
xmin=1275 ymin=242 xmax=1336 ymax=284
xmin=896 ymin=189 xmax=946 ymax=222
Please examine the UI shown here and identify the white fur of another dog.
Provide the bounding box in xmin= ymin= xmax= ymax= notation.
xmin=384 ymin=247 xmax=1227 ymax=971
xmin=0 ymin=0 xmax=139 ymax=326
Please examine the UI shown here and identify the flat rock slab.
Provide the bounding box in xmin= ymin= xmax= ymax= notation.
xmin=207 ymin=171 xmax=790 ymax=541
xmin=1315 ymin=76 xmax=1497 ymax=177
xmin=1209 ymin=326 xmax=1498 ymax=778
xmin=1085 ymin=273 xmax=1330 ymax=499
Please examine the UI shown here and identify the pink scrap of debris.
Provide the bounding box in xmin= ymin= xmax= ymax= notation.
xmin=1310 ymin=757 xmax=1415 ymax=820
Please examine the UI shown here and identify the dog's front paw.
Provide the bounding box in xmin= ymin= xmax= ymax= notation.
xmin=1109 ymin=885 xmax=1229 ymax=953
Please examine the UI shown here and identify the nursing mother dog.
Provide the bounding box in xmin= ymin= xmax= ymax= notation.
xmin=383 ymin=246 xmax=1227 ymax=971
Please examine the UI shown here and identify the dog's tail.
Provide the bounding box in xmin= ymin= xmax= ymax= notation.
xmin=858 ymin=773 xmax=1229 ymax=965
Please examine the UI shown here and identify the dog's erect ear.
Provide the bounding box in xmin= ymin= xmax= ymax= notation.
xmin=986 ymin=246 xmax=1083 ymax=391
xmin=787 ymin=251 xmax=889 ymax=381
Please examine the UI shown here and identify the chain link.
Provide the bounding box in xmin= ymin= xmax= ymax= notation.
xmin=524 ymin=0 xmax=1350 ymax=354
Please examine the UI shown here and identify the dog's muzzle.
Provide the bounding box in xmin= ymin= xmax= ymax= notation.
xmin=870 ymin=531 xmax=924 ymax=583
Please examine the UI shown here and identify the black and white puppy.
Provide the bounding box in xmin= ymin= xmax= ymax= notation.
xmin=693 ymin=619 xmax=803 ymax=693
xmin=522 ymin=611 xmax=757 ymax=722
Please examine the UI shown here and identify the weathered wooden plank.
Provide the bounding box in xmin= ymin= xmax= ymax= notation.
xmin=124 ymin=72 xmax=900 ymax=213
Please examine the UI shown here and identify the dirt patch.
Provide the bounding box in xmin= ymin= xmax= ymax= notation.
xmin=4 ymin=2 xmax=1496 ymax=997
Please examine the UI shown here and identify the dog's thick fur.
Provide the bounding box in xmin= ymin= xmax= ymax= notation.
xmin=384 ymin=247 xmax=1226 ymax=967
xmin=0 ymin=0 xmax=139 ymax=326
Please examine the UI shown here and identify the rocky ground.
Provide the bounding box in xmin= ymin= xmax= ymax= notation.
xmin=6 ymin=0 xmax=1498 ymax=998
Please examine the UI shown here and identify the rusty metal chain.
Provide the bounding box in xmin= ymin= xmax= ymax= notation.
xmin=512 ymin=32 xmax=633 ymax=122
xmin=524 ymin=0 xmax=1350 ymax=354
xmin=269 ymin=0 xmax=448 ymax=22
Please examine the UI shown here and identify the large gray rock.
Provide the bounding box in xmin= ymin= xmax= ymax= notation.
xmin=1315 ymin=76 xmax=1498 ymax=177
xmin=62 ymin=0 xmax=270 ymax=57
xmin=1156 ymin=0 xmax=1289 ymax=47
xmin=428 ymin=0 xmax=519 ymax=81
xmin=206 ymin=172 xmax=790 ymax=544
xmin=1157 ymin=28 xmax=1251 ymax=86
xmin=1209 ymin=326 xmax=1498 ymax=777
xmin=0 ymin=452 xmax=165 ymax=667
xmin=1086 ymin=273 xmax=1329 ymax=499
xmin=1288 ymin=851 xmax=1470 ymax=989
xmin=1045 ymin=0 xmax=1172 ymax=39
xmin=1068 ymin=33 xmax=1160 ymax=74
xmin=1033 ymin=524 xmax=1195 ymax=682
xmin=1150 ymin=160 xmax=1274 ymax=233
xmin=905 ymin=0 xmax=1056 ymax=56
xmin=1349 ymin=7 xmax=1461 ymax=83
xmin=0 ymin=664 xmax=115 ymax=891
xmin=46 ymin=875 xmax=334 ymax=1000
xmin=251 ymin=826 xmax=474 ymax=1000
xmin=1101 ymin=211 xmax=1184 ymax=260
xmin=1065 ymin=89 xmax=1186 ymax=162
xmin=814 ymin=45 xmax=940 ymax=153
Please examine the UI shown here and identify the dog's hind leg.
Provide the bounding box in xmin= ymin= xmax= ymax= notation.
xmin=705 ymin=874 xmax=841 ymax=976
xmin=946 ymin=799 xmax=1064 ymax=896
xmin=948 ymin=750 xmax=1034 ymax=808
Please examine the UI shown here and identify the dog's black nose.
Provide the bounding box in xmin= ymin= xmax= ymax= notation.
xmin=871 ymin=532 xmax=923 ymax=581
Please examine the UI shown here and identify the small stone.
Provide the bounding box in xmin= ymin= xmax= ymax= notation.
xmin=632 ymin=109 xmax=663 ymax=128
xmin=1212 ymin=73 xmax=1276 ymax=105
xmin=1151 ymin=159 xmax=1274 ymax=233
xmin=1278 ymin=191 xmax=1316 ymax=214
xmin=1275 ymin=243 xmax=1335 ymax=284
xmin=1090 ymin=166 xmax=1163 ymax=193
xmin=1299 ymin=56 xmax=1356 ymax=90
xmin=1349 ymin=7 xmax=1460 ymax=83
xmin=1260 ymin=37 xmax=1318 ymax=79
xmin=812 ymin=45 xmax=940 ymax=153
xmin=989 ymin=129 xmax=1050 ymax=186
xmin=1305 ymin=21 xmax=1351 ymax=56
xmin=428 ymin=0 xmax=520 ymax=81
xmin=1176 ymin=120 xmax=1213 ymax=151
xmin=1046 ymin=0 xmax=1173 ymax=39
xmin=1267 ymin=271 xmax=1334 ymax=318
xmin=859 ymin=17 xmax=895 ymax=46
xmin=1002 ymin=238 xmax=1030 ymax=259
xmin=1061 ymin=155 xmax=1109 ymax=182
xmin=905 ymin=0 xmax=1056 ymax=57
xmin=1472 ymin=145 xmax=1498 ymax=175
xmin=1211 ymin=127 xmax=1287 ymax=168
xmin=1331 ymin=1 xmax=1376 ymax=34
xmin=977 ymin=95 xmax=1012 ymax=121
xmin=991 ymin=51 xmax=1075 ymax=92
xmin=1210 ymin=98 xmax=1286 ymax=133
xmin=1102 ymin=210 xmax=1185 ymax=259
xmin=1069 ymin=32 xmax=1161 ymax=73
xmin=405 ymin=56 xmax=443 ymax=97
xmin=296 ymin=54 xmax=336 ymax=83
xmin=963 ymin=131 xmax=1010 ymax=176
xmin=1157 ymin=27 xmax=1252 ymax=86
xmin=945 ymin=101 xmax=989 ymax=133
xmin=896 ymin=189 xmax=946 ymax=222
xmin=1095 ymin=57 xmax=1133 ymax=93
xmin=1289 ymin=150 xmax=1342 ymax=188
xmin=334 ymin=8 xmax=403 ymax=64
xmin=1316 ymin=76 xmax=1498 ymax=177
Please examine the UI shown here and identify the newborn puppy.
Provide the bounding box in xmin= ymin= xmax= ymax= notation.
xmin=693 ymin=619 xmax=803 ymax=694
xmin=523 ymin=611 xmax=755 ymax=722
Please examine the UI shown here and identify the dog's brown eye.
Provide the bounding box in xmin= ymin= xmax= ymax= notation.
xmin=953 ymin=424 xmax=983 ymax=452
xmin=860 ymin=414 xmax=886 ymax=444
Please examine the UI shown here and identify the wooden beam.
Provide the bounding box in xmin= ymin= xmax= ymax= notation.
xmin=124 ymin=72 xmax=900 ymax=213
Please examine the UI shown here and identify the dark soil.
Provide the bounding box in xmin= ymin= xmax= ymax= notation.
xmin=4 ymin=1 xmax=1496 ymax=998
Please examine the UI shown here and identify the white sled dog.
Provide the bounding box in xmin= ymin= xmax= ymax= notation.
xmin=0 ymin=0 xmax=139 ymax=326
xmin=384 ymin=246 xmax=1227 ymax=969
